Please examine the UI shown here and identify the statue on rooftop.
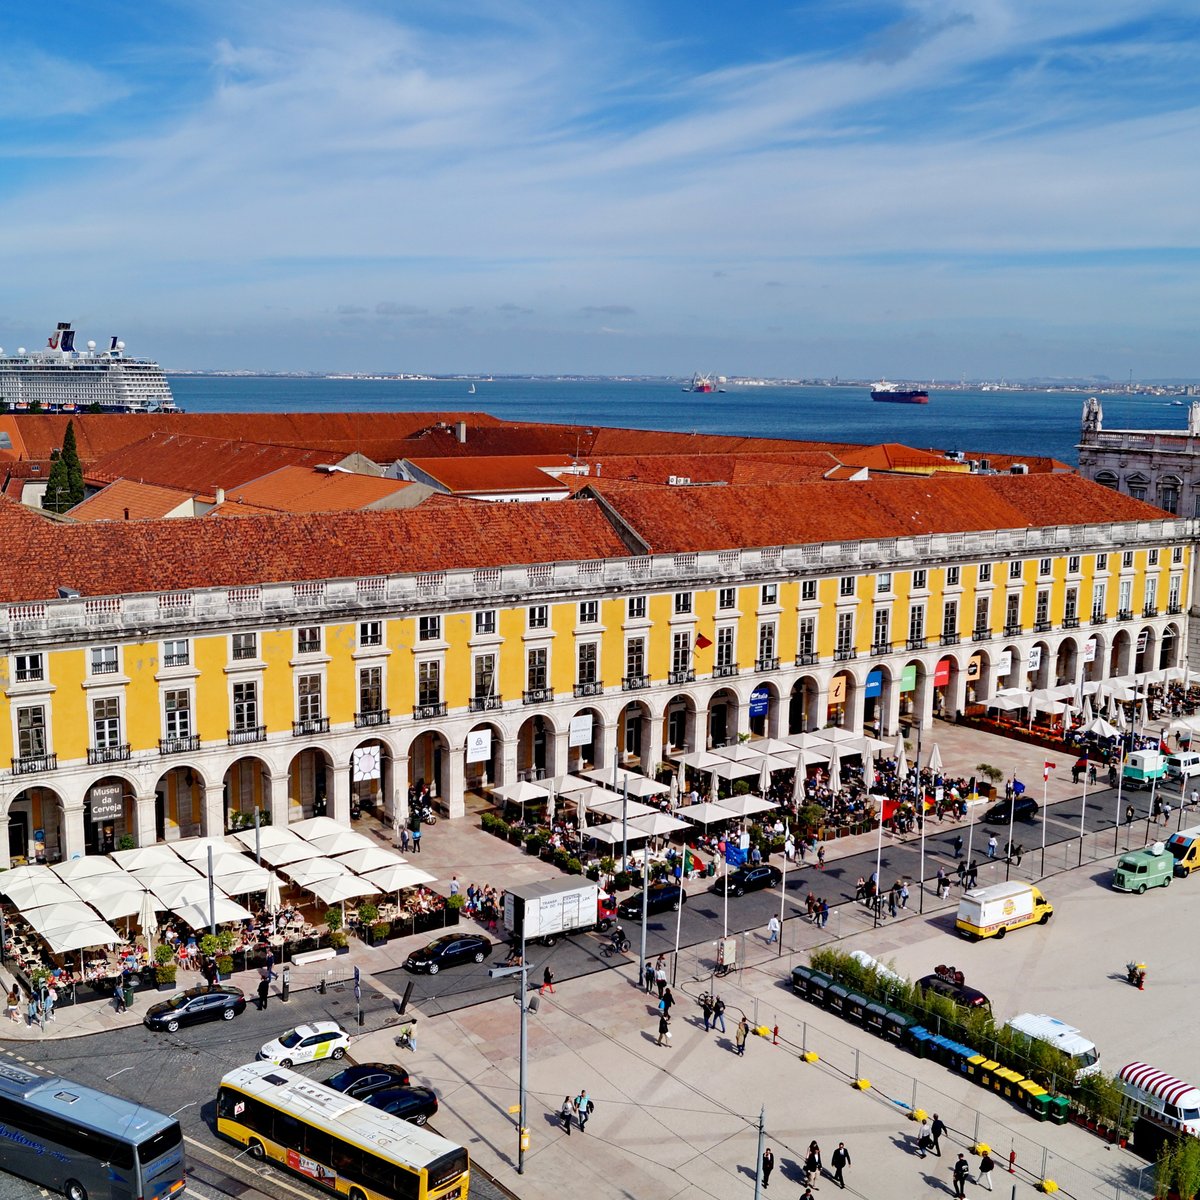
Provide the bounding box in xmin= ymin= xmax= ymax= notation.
xmin=1081 ymin=396 xmax=1103 ymax=437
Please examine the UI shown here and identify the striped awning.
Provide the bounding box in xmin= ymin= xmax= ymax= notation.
xmin=1119 ymin=1062 xmax=1199 ymax=1107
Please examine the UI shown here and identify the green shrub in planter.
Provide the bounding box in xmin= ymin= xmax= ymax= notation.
xmin=585 ymin=865 xmax=600 ymax=880
xmin=117 ymin=834 xmax=137 ymax=851
xmin=566 ymin=857 xmax=583 ymax=874
xmin=154 ymin=943 xmax=176 ymax=966
xmin=324 ymin=908 xmax=343 ymax=932
xmin=446 ymin=893 xmax=466 ymax=910
xmin=552 ymin=847 xmax=570 ymax=869
xmin=216 ymin=930 xmax=237 ymax=955
xmin=199 ymin=934 xmax=220 ymax=958
xmin=330 ymin=930 xmax=348 ymax=950
xmin=156 ymin=963 xmax=177 ymax=987
xmin=599 ymin=856 xmax=616 ymax=876
xmin=613 ymin=870 xmax=631 ymax=892
xmin=357 ymin=902 xmax=379 ymax=927
xmin=524 ymin=832 xmax=543 ymax=854
xmin=372 ymin=922 xmax=391 ymax=942
xmin=216 ymin=956 xmax=233 ymax=977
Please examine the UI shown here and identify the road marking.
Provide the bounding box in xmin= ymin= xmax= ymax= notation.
xmin=183 ymin=1135 xmax=315 ymax=1200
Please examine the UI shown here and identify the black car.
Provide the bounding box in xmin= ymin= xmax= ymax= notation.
xmin=711 ymin=864 xmax=782 ymax=897
xmin=915 ymin=974 xmax=991 ymax=1012
xmin=404 ymin=933 xmax=492 ymax=974
xmin=617 ymin=883 xmax=687 ymax=920
xmin=326 ymin=1062 xmax=412 ymax=1100
xmin=363 ymin=1085 xmax=439 ymax=1126
xmin=144 ymin=985 xmax=246 ymax=1032
xmin=983 ymin=795 xmax=1040 ymax=824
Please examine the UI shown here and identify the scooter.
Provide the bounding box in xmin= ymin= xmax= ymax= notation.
xmin=1126 ymin=962 xmax=1147 ymax=990
xmin=415 ymin=804 xmax=438 ymax=826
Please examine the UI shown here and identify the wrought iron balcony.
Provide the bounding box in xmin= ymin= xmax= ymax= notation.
xmin=870 ymin=642 xmax=892 ymax=657
xmin=159 ymin=734 xmax=200 ymax=755
xmin=712 ymin=663 xmax=739 ymax=678
xmin=412 ymin=702 xmax=448 ymax=721
xmin=1168 ymin=603 xmax=1183 ymax=615
xmin=755 ymin=656 xmax=781 ymax=672
xmin=467 ymin=696 xmax=503 ymax=713
xmin=1143 ymin=605 xmax=1159 ymax=618
xmin=905 ymin=636 xmax=927 ymax=651
xmin=972 ymin=628 xmax=991 ymax=642
xmin=228 ymin=725 xmax=267 ymax=746
xmin=1062 ymin=616 xmax=1080 ymax=629
xmin=1091 ymin=612 xmax=1108 ymax=625
xmin=293 ymin=717 xmax=330 ymax=736
xmin=833 ymin=648 xmax=857 ymax=662
xmin=1033 ymin=620 xmax=1051 ymax=633
xmin=355 ymin=708 xmax=391 ymax=727
xmin=232 ymin=645 xmax=257 ymax=661
xmin=523 ymin=687 xmax=554 ymax=705
xmin=667 ymin=669 xmax=695 ymax=685
xmin=794 ymin=652 xmax=818 ymax=667
xmin=88 ymin=743 xmax=131 ymax=765
xmin=1117 ymin=608 xmax=1133 ymax=621
xmin=573 ymin=680 xmax=604 ymax=698
xmin=11 ymin=752 xmax=56 ymax=776
xmin=14 ymin=666 xmax=44 ymax=683
xmin=621 ymin=675 xmax=649 ymax=691
xmin=162 ymin=653 xmax=190 ymax=668
xmin=940 ymin=633 xmax=961 ymax=646
xmin=1003 ymin=623 xmax=1022 ymax=637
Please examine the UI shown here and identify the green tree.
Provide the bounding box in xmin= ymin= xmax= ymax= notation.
xmin=41 ymin=455 xmax=71 ymax=513
xmin=62 ymin=420 xmax=84 ymax=506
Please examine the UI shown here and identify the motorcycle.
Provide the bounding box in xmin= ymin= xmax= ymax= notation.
xmin=1126 ymin=962 xmax=1146 ymax=989
xmin=414 ymin=804 xmax=438 ymax=826
xmin=600 ymin=927 xmax=631 ymax=957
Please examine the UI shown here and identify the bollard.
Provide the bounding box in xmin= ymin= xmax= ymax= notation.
xmin=281 ymin=968 xmax=290 ymax=1002
xmin=399 ymin=980 xmax=415 ymax=1015
xmin=358 ymin=1008 xmax=365 ymax=1028
xmin=773 ymin=1024 xmax=779 ymax=1046
xmin=1010 ymin=1148 xmax=1017 ymax=1174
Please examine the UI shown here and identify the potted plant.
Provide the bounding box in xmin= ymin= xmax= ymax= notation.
xmin=371 ymin=922 xmax=391 ymax=945
xmin=324 ymin=908 xmax=343 ymax=934
xmin=216 ymin=955 xmax=234 ymax=978
xmin=156 ymin=963 xmax=178 ymax=990
xmin=199 ymin=933 xmax=220 ymax=960
xmin=566 ymin=857 xmax=583 ymax=875
xmin=524 ymin=831 xmax=543 ymax=856
xmin=356 ymin=903 xmax=379 ymax=938
xmin=330 ymin=930 xmax=349 ymax=953
xmin=117 ymin=833 xmax=137 ymax=851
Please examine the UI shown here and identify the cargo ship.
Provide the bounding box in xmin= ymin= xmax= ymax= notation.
xmin=870 ymin=380 xmax=929 ymax=404
xmin=683 ymin=372 xmax=715 ymax=393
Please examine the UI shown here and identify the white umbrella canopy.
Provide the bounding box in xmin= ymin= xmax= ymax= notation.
xmin=927 ymin=743 xmax=944 ymax=775
xmin=264 ymin=872 xmax=283 ymax=915
xmin=111 ymin=844 xmax=180 ymax=871
xmin=1 ymin=864 xmax=57 ymax=891
xmin=258 ymin=839 xmax=323 ymax=868
xmin=288 ymin=815 xmax=347 ymax=842
xmin=137 ymin=888 xmax=159 ymax=943
xmin=826 ymin=743 xmax=843 ymax=787
xmin=582 ymin=821 xmax=646 ymax=845
xmin=580 ymin=765 xmax=643 ymax=790
xmin=170 ymin=836 xmax=243 ymax=866
xmin=72 ymin=876 xmax=150 ymax=921
xmin=51 ymin=856 xmax=124 ymax=884
xmin=129 ymin=861 xmax=202 ymax=888
xmin=282 ymin=858 xmax=352 ymax=887
xmin=25 ymin=900 xmax=101 ymax=935
xmin=234 ymin=825 xmax=298 ymax=850
xmin=812 ymin=726 xmax=863 ymax=745
xmin=791 ymin=747 xmax=808 ymax=805
xmin=42 ymin=919 xmax=126 ymax=956
xmin=153 ymin=878 xmax=228 ymax=910
xmin=308 ymin=829 xmax=376 ymax=857
xmin=305 ymin=874 xmax=381 ymax=906
xmin=893 ymin=731 xmax=909 ymax=779
xmin=623 ymin=775 xmax=670 ymax=799
xmin=713 ymin=743 xmax=766 ymax=763
xmin=717 ymin=794 xmax=779 ymax=817
xmin=334 ymin=846 xmax=408 ymax=874
xmin=173 ymin=897 xmax=255 ymax=930
xmin=709 ymin=759 xmax=760 ymax=782
xmin=672 ymin=750 xmax=726 ymax=771
xmin=2 ymin=875 xmax=80 ymax=909
xmin=588 ymin=796 xmax=656 ymax=819
xmin=544 ymin=774 xmax=592 ymax=795
xmin=779 ymin=733 xmax=833 ymax=762
xmin=1084 ymin=715 xmax=1122 ymax=739
xmin=676 ymin=801 xmax=739 ymax=825
xmin=362 ymin=863 xmax=437 ymax=892
xmin=628 ymin=812 xmax=691 ymax=837
xmin=746 ymin=736 xmax=801 ymax=756
xmin=211 ymin=863 xmax=271 ymax=896
xmin=491 ymin=779 xmax=551 ymax=804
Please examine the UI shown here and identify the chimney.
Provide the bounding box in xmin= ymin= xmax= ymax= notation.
xmin=124 ymin=508 xmax=130 ymax=520
xmin=215 ymin=487 xmax=226 ymax=505
xmin=455 ymin=421 xmax=467 ymax=444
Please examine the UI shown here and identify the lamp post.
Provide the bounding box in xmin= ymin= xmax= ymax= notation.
xmin=489 ymin=933 xmax=533 ymax=1174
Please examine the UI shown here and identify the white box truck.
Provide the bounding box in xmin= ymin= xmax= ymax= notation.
xmin=1005 ymin=1013 xmax=1101 ymax=1082
xmin=956 ymin=881 xmax=1053 ymax=940
xmin=503 ymin=879 xmax=616 ymax=946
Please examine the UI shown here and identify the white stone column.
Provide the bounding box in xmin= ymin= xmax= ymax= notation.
xmin=882 ymin=678 xmax=902 ymax=738
xmin=134 ymin=793 xmax=158 ymax=847
xmin=202 ymin=785 xmax=225 ymax=839
xmin=445 ymin=744 xmax=466 ymax=819
xmin=845 ymin=683 xmax=866 ymax=735
xmin=645 ymin=712 xmax=665 ymax=777
xmin=551 ymin=727 xmax=570 ymax=780
xmin=62 ymin=805 xmax=87 ymax=860
xmin=944 ymin=667 xmax=968 ymax=721
xmin=267 ymin=773 xmax=290 ymax=828
xmin=329 ymin=763 xmax=352 ymax=826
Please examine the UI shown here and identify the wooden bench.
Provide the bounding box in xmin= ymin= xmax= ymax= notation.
xmin=292 ymin=947 xmax=337 ymax=967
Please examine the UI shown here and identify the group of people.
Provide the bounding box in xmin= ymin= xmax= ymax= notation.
xmin=6 ymin=980 xmax=57 ymax=1025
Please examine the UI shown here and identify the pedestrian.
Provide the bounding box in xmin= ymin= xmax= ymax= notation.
xmin=817 ymin=845 xmax=825 ymax=870
xmin=540 ymin=966 xmax=555 ymax=995
xmin=735 ymin=1015 xmax=749 ymax=1056
xmin=560 ymin=1096 xmax=573 ymax=1136
xmin=800 ymin=1189 xmax=815 ymax=1200
xmin=804 ymin=1141 xmax=822 ymax=1184
xmin=1071 ymin=762 xmax=1081 ymax=784
xmin=930 ymin=1113 xmax=947 ymax=1156
xmin=979 ymin=1149 xmax=995 ymax=1191
xmin=42 ymin=985 xmax=56 ymax=1023
xmin=916 ymin=1117 xmax=931 ymax=1158
xmin=1089 ymin=763 xmax=1098 ymax=785
xmin=265 ymin=947 xmax=277 ymax=982
xmin=713 ymin=995 xmax=726 ymax=1033
xmin=575 ymin=1089 xmax=591 ymax=1132
xmin=761 ymin=1146 xmax=774 ymax=1190
xmin=952 ymin=834 xmax=964 ymax=858
xmin=887 ymin=889 xmax=897 ymax=919
xmin=657 ymin=1011 xmax=672 ymax=1047
xmin=900 ymin=881 xmax=910 ymax=909
xmin=655 ymin=960 xmax=667 ymax=999
xmin=701 ymin=993 xmax=713 ymax=1031
xmin=660 ymin=986 xmax=674 ymax=1018
xmin=6 ymin=985 xmax=19 ymax=1023
xmin=966 ymin=859 xmax=979 ymax=889
xmin=952 ymin=1152 xmax=970 ymax=1198
xmin=767 ymin=914 xmax=780 ymax=944
xmin=26 ymin=992 xmax=40 ymax=1027
xmin=1125 ymin=803 xmax=1135 ymax=826
xmin=986 ymin=834 xmax=997 ymax=859
xmin=830 ymin=1141 xmax=850 ymax=1189
xmin=257 ymin=976 xmax=269 ymax=1011
xmin=644 ymin=960 xmax=656 ymax=993
xmin=820 ymin=898 xmax=829 ymax=928
xmin=399 ymin=826 xmax=410 ymax=853
xmin=449 ymin=875 xmax=460 ymax=897
xmin=1162 ymin=800 xmax=1172 ymax=827
xmin=411 ymin=827 xmax=422 ymax=853
xmin=114 ymin=982 xmax=127 ymax=1014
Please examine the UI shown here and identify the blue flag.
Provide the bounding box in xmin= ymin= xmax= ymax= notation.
xmin=1012 ymin=779 xmax=1026 ymax=795
xmin=725 ymin=845 xmax=747 ymax=867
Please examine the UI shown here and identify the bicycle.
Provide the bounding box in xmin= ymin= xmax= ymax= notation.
xmin=600 ymin=936 xmax=631 ymax=958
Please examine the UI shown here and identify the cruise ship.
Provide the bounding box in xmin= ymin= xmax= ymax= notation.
xmin=0 ymin=323 xmax=179 ymax=413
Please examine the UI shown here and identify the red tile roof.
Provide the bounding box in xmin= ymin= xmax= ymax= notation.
xmin=221 ymin=465 xmax=416 ymax=513
xmin=69 ymin=479 xmax=197 ymax=522
xmin=404 ymin=455 xmax=574 ymax=494
xmin=0 ymin=495 xmax=630 ymax=602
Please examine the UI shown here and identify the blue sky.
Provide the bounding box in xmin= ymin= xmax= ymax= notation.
xmin=1 ymin=0 xmax=1198 ymax=377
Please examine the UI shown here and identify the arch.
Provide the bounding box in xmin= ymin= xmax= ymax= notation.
xmin=862 ymin=663 xmax=891 ymax=736
xmin=3 ymin=784 xmax=67 ymax=865
xmin=565 ymin=706 xmax=605 ymax=775
xmin=1135 ymin=626 xmax=1157 ymax=674
xmin=1161 ymin=622 xmax=1182 ymax=669
xmin=1094 ymin=471 xmax=1119 ymax=490
xmin=788 ymin=676 xmax=820 ymax=734
xmin=964 ymin=648 xmax=990 ymax=706
xmin=618 ymin=699 xmax=653 ymax=770
xmin=1054 ymin=638 xmax=1079 ymax=688
xmin=1026 ymin=640 xmax=1051 ymax=690
xmin=828 ymin=669 xmax=858 ymax=729
xmin=1110 ymin=629 xmax=1132 ymax=677
xmin=706 ymin=687 xmax=740 ymax=748
xmin=223 ymin=755 xmax=273 ymax=833
xmin=931 ymin=654 xmax=961 ymax=719
xmin=350 ymin=735 xmax=398 ymax=821
xmin=662 ymin=693 xmax=698 ymax=757
xmin=1082 ymin=631 xmax=1105 ymax=682
xmin=153 ymin=763 xmax=211 ymax=841
xmin=998 ymin=644 xmax=1023 ymax=690
xmin=460 ymin=723 xmax=501 ymax=797
xmin=286 ymin=745 xmax=335 ymax=824
xmin=409 ymin=728 xmax=452 ymax=799
xmin=83 ymin=772 xmax=139 ymax=853
xmin=745 ymin=680 xmax=780 ymax=738
xmin=897 ymin=659 xmax=927 ymax=728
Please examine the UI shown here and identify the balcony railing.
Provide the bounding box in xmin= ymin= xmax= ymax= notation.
xmin=667 ymin=668 xmax=695 ymax=685
xmin=355 ymin=708 xmax=391 ymax=727
xmin=292 ymin=717 xmax=330 ymax=737
xmin=88 ymin=743 xmax=131 ymax=765
xmin=1168 ymin=603 xmax=1183 ymax=615
xmin=11 ymin=752 xmax=56 ymax=776
xmin=940 ymin=632 xmax=961 ymax=646
xmin=1003 ymin=623 xmax=1022 ymax=637
xmin=232 ymin=645 xmax=257 ymax=661
xmin=523 ymin=687 xmax=554 ymax=705
xmin=833 ymin=648 xmax=858 ymax=662
xmin=1117 ymin=608 xmax=1133 ymax=621
xmin=413 ymin=702 xmax=448 ymax=721
xmin=755 ymin=656 xmax=780 ymax=672
xmin=622 ymin=675 xmax=649 ymax=691
xmin=573 ymin=681 xmax=604 ymax=698
xmin=1091 ymin=612 xmax=1108 ymax=625
xmin=712 ymin=663 xmax=739 ymax=678
xmin=794 ymin=651 xmax=818 ymax=667
xmin=228 ymin=725 xmax=267 ymax=746
xmin=162 ymin=654 xmax=190 ymax=668
xmin=1143 ymin=605 xmax=1159 ymax=618
xmin=14 ymin=667 xmax=44 ymax=683
xmin=1062 ymin=615 xmax=1080 ymax=629
xmin=972 ymin=628 xmax=991 ymax=642
xmin=870 ymin=642 xmax=892 ymax=656
xmin=1033 ymin=620 xmax=1051 ymax=633
xmin=159 ymin=734 xmax=200 ymax=755
xmin=905 ymin=636 xmax=927 ymax=651
xmin=468 ymin=696 xmax=503 ymax=712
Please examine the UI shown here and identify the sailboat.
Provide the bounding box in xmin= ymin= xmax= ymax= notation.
xmin=468 ymin=383 xmax=476 ymax=394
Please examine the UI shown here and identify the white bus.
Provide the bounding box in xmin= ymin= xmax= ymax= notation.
xmin=0 ymin=1058 xmax=186 ymax=1200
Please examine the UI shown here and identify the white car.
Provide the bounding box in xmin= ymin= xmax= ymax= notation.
xmin=259 ymin=1021 xmax=350 ymax=1067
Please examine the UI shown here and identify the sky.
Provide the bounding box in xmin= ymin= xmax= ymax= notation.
xmin=1 ymin=0 xmax=1199 ymax=378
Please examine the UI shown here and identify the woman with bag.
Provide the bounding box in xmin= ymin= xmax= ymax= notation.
xmin=979 ymin=1150 xmax=995 ymax=1191
xmin=657 ymin=1011 xmax=671 ymax=1047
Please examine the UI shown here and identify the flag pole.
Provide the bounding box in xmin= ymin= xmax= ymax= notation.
xmin=1078 ymin=754 xmax=1090 ymax=868
xmin=1040 ymin=761 xmax=1050 ymax=878
xmin=777 ymin=819 xmax=788 ymax=959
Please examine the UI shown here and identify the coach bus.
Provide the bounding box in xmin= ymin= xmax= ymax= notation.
xmin=0 ymin=1058 xmax=185 ymax=1200
xmin=217 ymin=1063 xmax=469 ymax=1200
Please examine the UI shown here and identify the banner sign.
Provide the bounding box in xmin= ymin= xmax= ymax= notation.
xmin=89 ymin=783 xmax=123 ymax=822
xmin=465 ymin=728 xmax=492 ymax=763
xmin=900 ymin=664 xmax=917 ymax=693
xmin=352 ymin=746 xmax=381 ymax=780
xmin=1027 ymin=646 xmax=1043 ymax=671
xmin=829 ymin=675 xmax=847 ymax=704
xmin=997 ymin=650 xmax=1012 ymax=674
xmin=1137 ymin=631 xmax=1149 ymax=654
xmin=933 ymin=657 xmax=952 ymax=686
xmin=749 ymin=687 xmax=770 ymax=717
xmin=1082 ymin=638 xmax=1097 ymax=663
xmin=568 ymin=714 xmax=594 ymax=747
xmin=966 ymin=654 xmax=982 ymax=682
xmin=864 ymin=668 xmax=883 ymax=699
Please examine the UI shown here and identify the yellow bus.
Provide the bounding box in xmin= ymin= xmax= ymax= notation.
xmin=216 ymin=1063 xmax=469 ymax=1200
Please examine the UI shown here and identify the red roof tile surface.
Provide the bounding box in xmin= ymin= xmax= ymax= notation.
xmin=69 ymin=479 xmax=197 ymax=522
xmin=405 ymin=455 xmax=573 ymax=494
xmin=222 ymin=466 xmax=415 ymax=512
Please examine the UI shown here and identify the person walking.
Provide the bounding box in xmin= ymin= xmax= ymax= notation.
xmin=659 ymin=986 xmax=674 ymax=1018
xmin=713 ymin=995 xmax=726 ymax=1034
xmin=930 ymin=1113 xmax=947 ymax=1156
xmin=560 ymin=1096 xmax=573 ymax=1136
xmin=644 ymin=960 xmax=656 ymax=993
xmin=817 ymin=845 xmax=826 ymax=870
xmin=540 ymin=966 xmax=555 ymax=995
xmin=6 ymin=985 xmax=19 ymax=1023
xmin=761 ymin=1146 xmax=774 ymax=1190
xmin=26 ymin=992 xmax=40 ymax=1028
xmin=830 ymin=1141 xmax=850 ymax=1189
xmin=899 ymin=881 xmax=909 ymax=909
xmin=655 ymin=957 xmax=667 ymax=999
xmin=575 ymin=1089 xmax=591 ymax=1132
xmin=916 ymin=1117 xmax=931 ymax=1158
xmin=952 ymin=1152 xmax=970 ymax=1198
xmin=257 ymin=975 xmax=270 ymax=1012
xmin=887 ymin=888 xmax=897 ymax=919
xmin=411 ymin=827 xmax=422 ymax=853
xmin=952 ymin=833 xmax=964 ymax=858
xmin=399 ymin=826 xmax=410 ymax=853
xmin=986 ymin=834 xmax=998 ymax=859
xmin=735 ymin=1015 xmax=749 ymax=1056
xmin=978 ymin=1149 xmax=995 ymax=1191
xmin=966 ymin=859 xmax=979 ymax=889
xmin=767 ymin=914 xmax=780 ymax=944
xmin=1125 ymin=803 xmax=1135 ymax=826
xmin=42 ymin=985 xmax=56 ymax=1023
xmin=701 ymin=993 xmax=713 ymax=1031
xmin=657 ymin=1011 xmax=672 ymax=1047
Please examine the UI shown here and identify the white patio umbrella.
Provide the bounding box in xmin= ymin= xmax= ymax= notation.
xmin=813 ymin=727 xmax=862 ymax=745
xmin=672 ymin=750 xmax=726 ymax=771
xmin=258 ymin=837 xmax=323 ymax=868
xmin=623 ymin=775 xmax=670 ymax=799
xmin=335 ymin=846 xmax=408 ymax=874
xmin=263 ymin=871 xmax=283 ymax=934
xmin=362 ymin=863 xmax=437 ymax=893
xmin=211 ymin=863 xmax=271 ymax=896
xmin=41 ymin=918 xmax=125 ymax=957
xmin=545 ymin=774 xmax=592 ymax=795
xmin=173 ymin=897 xmax=255 ymax=930
xmin=1084 ymin=715 xmax=1121 ymax=739
xmin=492 ymin=779 xmax=551 ymax=804
xmin=306 ymin=874 xmax=381 ymax=907
xmin=89 ymin=885 xmax=153 ymax=925
xmin=628 ymin=811 xmax=690 ymax=837
xmin=588 ymin=796 xmax=656 ymax=820
xmin=893 ymin=730 xmax=909 ymax=779
xmin=791 ymin=747 xmax=808 ymax=806
xmin=233 ymin=826 xmax=298 ymax=850
xmin=581 ymin=766 xmax=642 ymax=790
xmin=170 ymin=836 xmax=242 ymax=866
xmin=927 ymin=743 xmax=944 ymax=776
xmin=308 ymin=829 xmax=375 ymax=857
xmin=25 ymin=900 xmax=101 ymax=934
xmin=718 ymin=794 xmax=779 ymax=817
xmin=111 ymin=844 xmax=180 ymax=871
xmin=1 ymin=864 xmax=57 ymax=891
xmin=129 ymin=860 xmax=201 ymax=888
xmin=746 ymin=737 xmax=801 ymax=756
xmin=52 ymin=856 xmax=123 ymax=884
xmin=137 ymin=888 xmax=158 ymax=951
xmin=863 ymin=753 xmax=876 ymax=792
xmin=153 ymin=878 xmax=228 ymax=910
xmin=582 ymin=821 xmax=646 ymax=845
xmin=2 ymin=875 xmax=80 ymax=909
xmin=826 ymin=743 xmax=843 ymax=788
xmin=283 ymin=858 xmax=351 ymax=887
xmin=708 ymin=759 xmax=761 ymax=782
xmin=287 ymin=815 xmax=347 ymax=841
xmin=758 ymin=755 xmax=771 ymax=795
xmin=676 ymin=801 xmax=739 ymax=825
xmin=669 ymin=772 xmax=680 ymax=809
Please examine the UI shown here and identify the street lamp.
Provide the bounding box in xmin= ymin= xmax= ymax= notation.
xmin=489 ymin=940 xmax=537 ymax=1175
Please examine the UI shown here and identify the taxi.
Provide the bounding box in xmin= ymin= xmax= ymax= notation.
xmin=259 ymin=1021 xmax=350 ymax=1067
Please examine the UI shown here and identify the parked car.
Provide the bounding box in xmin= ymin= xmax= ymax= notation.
xmin=259 ymin=1021 xmax=350 ymax=1067
xmin=325 ymin=1063 xmax=412 ymax=1100
xmin=710 ymin=864 xmax=782 ymax=897
xmin=617 ymin=882 xmax=687 ymax=920
xmin=404 ymin=933 xmax=492 ymax=974
xmin=363 ymin=1085 xmax=439 ymax=1126
xmin=144 ymin=985 xmax=246 ymax=1033
xmin=983 ymin=795 xmax=1039 ymax=824
xmin=915 ymin=973 xmax=992 ymax=1013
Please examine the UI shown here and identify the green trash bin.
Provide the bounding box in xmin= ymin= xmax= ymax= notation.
xmin=706 ymin=860 xmax=717 ymax=878
xmin=1019 ymin=1079 xmax=1049 ymax=1119
xmin=1047 ymin=1094 xmax=1070 ymax=1125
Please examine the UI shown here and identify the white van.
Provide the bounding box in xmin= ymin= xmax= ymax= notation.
xmin=1118 ymin=1062 xmax=1200 ymax=1135
xmin=1006 ymin=1013 xmax=1100 ymax=1082
xmin=1165 ymin=752 xmax=1200 ymax=783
